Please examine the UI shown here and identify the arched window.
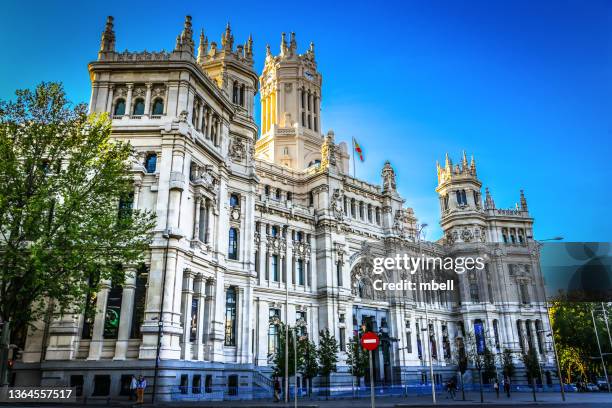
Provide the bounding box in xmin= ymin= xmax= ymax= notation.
xmin=275 ymin=188 xmax=281 ymax=200
xmin=286 ymin=191 xmax=292 ymax=202
xmin=228 ymin=228 xmax=239 ymax=260
xmin=230 ymin=194 xmax=240 ymax=208
xmin=132 ymin=98 xmax=145 ymax=115
xmin=239 ymin=85 xmax=245 ymax=106
xmin=152 ymin=98 xmax=164 ymax=115
xmin=145 ymin=153 xmax=157 ymax=173
xmin=113 ymin=99 xmax=126 ymax=116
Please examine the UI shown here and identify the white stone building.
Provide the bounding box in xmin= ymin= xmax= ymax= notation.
xmin=15 ymin=16 xmax=557 ymax=401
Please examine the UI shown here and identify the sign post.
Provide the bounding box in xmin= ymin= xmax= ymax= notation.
xmin=361 ymin=332 xmax=380 ymax=408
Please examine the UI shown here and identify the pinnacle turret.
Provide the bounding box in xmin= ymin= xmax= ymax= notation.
xmin=222 ymin=22 xmax=234 ymax=51
xmin=175 ymin=15 xmax=195 ymax=55
xmin=98 ymin=16 xmax=116 ymax=59
xmin=197 ymin=29 xmax=208 ymax=64
xmin=520 ymin=189 xmax=528 ymax=212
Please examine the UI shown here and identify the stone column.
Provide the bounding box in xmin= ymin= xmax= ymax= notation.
xmin=206 ymin=199 xmax=213 ymax=244
xmin=87 ymin=279 xmax=111 ymax=360
xmin=256 ymin=298 xmax=269 ymax=366
xmin=198 ymin=103 xmax=204 ymax=131
xmin=106 ymin=85 xmax=114 ymax=113
xmin=193 ymin=195 xmax=202 ymax=241
xmin=519 ymin=320 xmax=528 ymax=352
xmin=181 ymin=269 xmax=195 ymax=360
xmin=113 ymin=269 xmax=137 ymax=360
xmin=195 ymin=277 xmax=207 ymax=360
xmin=124 ymin=83 xmax=133 ymax=118
xmin=144 ymin=82 xmax=152 ymax=117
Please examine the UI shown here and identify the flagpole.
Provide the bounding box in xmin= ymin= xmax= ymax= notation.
xmin=352 ymin=137 xmax=356 ymax=178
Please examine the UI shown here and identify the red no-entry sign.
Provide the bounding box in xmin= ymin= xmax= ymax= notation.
xmin=361 ymin=331 xmax=380 ymax=351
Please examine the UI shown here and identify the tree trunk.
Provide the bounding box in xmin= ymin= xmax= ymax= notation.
xmin=479 ymin=369 xmax=484 ymax=403
xmin=532 ymin=378 xmax=537 ymax=402
xmin=461 ymin=373 xmax=466 ymax=401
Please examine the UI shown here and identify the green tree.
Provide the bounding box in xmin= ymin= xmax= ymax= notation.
xmin=0 ymin=82 xmax=154 ymax=346
xmin=501 ymin=348 xmax=516 ymax=393
xmin=271 ymin=323 xmax=302 ymax=380
xmin=549 ymin=299 xmax=612 ymax=382
xmin=483 ymin=348 xmax=497 ymax=383
xmin=522 ymin=348 xmax=540 ymax=402
xmin=346 ymin=334 xmax=369 ymax=387
xmin=317 ymin=328 xmax=339 ymax=397
xmin=463 ymin=331 xmax=495 ymax=403
xmin=298 ymin=337 xmax=318 ymax=396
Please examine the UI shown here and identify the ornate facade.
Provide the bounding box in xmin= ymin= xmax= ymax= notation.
xmin=15 ymin=16 xmax=556 ymax=401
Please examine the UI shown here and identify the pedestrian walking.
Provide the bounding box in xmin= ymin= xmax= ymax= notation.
xmin=129 ymin=375 xmax=138 ymax=401
xmin=273 ymin=377 xmax=281 ymax=402
xmin=504 ymin=377 xmax=511 ymax=398
xmin=449 ymin=378 xmax=456 ymax=400
xmin=136 ymin=375 xmax=147 ymax=404
xmin=494 ymin=378 xmax=500 ymax=398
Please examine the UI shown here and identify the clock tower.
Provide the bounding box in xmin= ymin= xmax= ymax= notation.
xmin=255 ymin=32 xmax=323 ymax=169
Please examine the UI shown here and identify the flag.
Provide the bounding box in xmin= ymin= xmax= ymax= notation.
xmin=354 ymin=138 xmax=364 ymax=162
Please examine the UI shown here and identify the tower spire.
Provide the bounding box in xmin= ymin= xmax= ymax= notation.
xmin=98 ymin=16 xmax=116 ymax=58
xmin=444 ymin=153 xmax=452 ymax=170
xmin=470 ymin=154 xmax=477 ymax=176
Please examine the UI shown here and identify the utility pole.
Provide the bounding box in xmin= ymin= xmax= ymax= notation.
xmin=591 ymin=308 xmax=611 ymax=393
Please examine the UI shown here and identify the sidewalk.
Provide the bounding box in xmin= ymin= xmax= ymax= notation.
xmin=119 ymin=392 xmax=611 ymax=408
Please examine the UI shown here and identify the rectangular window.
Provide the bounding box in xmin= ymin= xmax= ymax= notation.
xmin=269 ymin=308 xmax=281 ymax=353
xmin=405 ymin=331 xmax=412 ymax=353
xmin=190 ymin=298 xmax=198 ymax=342
xmin=297 ymin=259 xmax=304 ymax=285
xmin=130 ymin=267 xmax=148 ymax=338
xmin=272 ymin=255 xmax=279 ymax=282
xmin=224 ymin=287 xmax=237 ymax=346
xmin=336 ymin=261 xmax=342 ymax=287
xmin=92 ymin=375 xmax=111 ymax=396
xmin=192 ymin=374 xmax=202 ymax=394
xmin=103 ymin=283 xmax=122 ymax=339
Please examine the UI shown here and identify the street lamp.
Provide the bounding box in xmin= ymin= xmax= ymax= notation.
xmin=415 ymin=223 xmax=435 ymax=404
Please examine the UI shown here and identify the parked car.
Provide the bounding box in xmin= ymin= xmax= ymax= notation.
xmin=563 ymin=383 xmax=578 ymax=392
xmin=596 ymin=380 xmax=610 ymax=391
xmin=585 ymin=383 xmax=599 ymax=392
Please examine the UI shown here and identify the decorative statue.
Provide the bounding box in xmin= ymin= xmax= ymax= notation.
xmin=381 ymin=161 xmax=396 ymax=193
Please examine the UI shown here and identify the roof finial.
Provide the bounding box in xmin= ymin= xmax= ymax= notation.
xmin=245 ymin=33 xmax=253 ymax=59
xmin=175 ymin=15 xmax=195 ymax=55
xmin=461 ymin=150 xmax=468 ymax=170
xmin=309 ymin=41 xmax=315 ymax=57
xmin=470 ymin=154 xmax=476 ymax=176
xmin=197 ymin=29 xmax=208 ymax=64
xmin=221 ymin=21 xmax=234 ymax=51
xmin=98 ymin=16 xmax=116 ymax=58
xmin=280 ymin=32 xmax=288 ymax=56
xmin=485 ymin=187 xmax=495 ymax=209
xmin=520 ymin=189 xmax=528 ymax=212
xmin=444 ymin=152 xmax=452 ymax=170
xmin=290 ymin=32 xmax=297 ymax=54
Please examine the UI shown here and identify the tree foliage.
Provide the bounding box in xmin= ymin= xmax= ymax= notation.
xmin=317 ymin=328 xmax=339 ymax=377
xmin=549 ymin=299 xmax=612 ymax=381
xmin=271 ymin=323 xmax=303 ymax=379
xmin=501 ymin=348 xmax=516 ymax=380
xmin=0 ymin=82 xmax=155 ymax=345
xmin=346 ymin=334 xmax=369 ymax=381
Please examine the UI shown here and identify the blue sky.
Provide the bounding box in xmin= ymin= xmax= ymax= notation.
xmin=1 ymin=0 xmax=610 ymax=242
